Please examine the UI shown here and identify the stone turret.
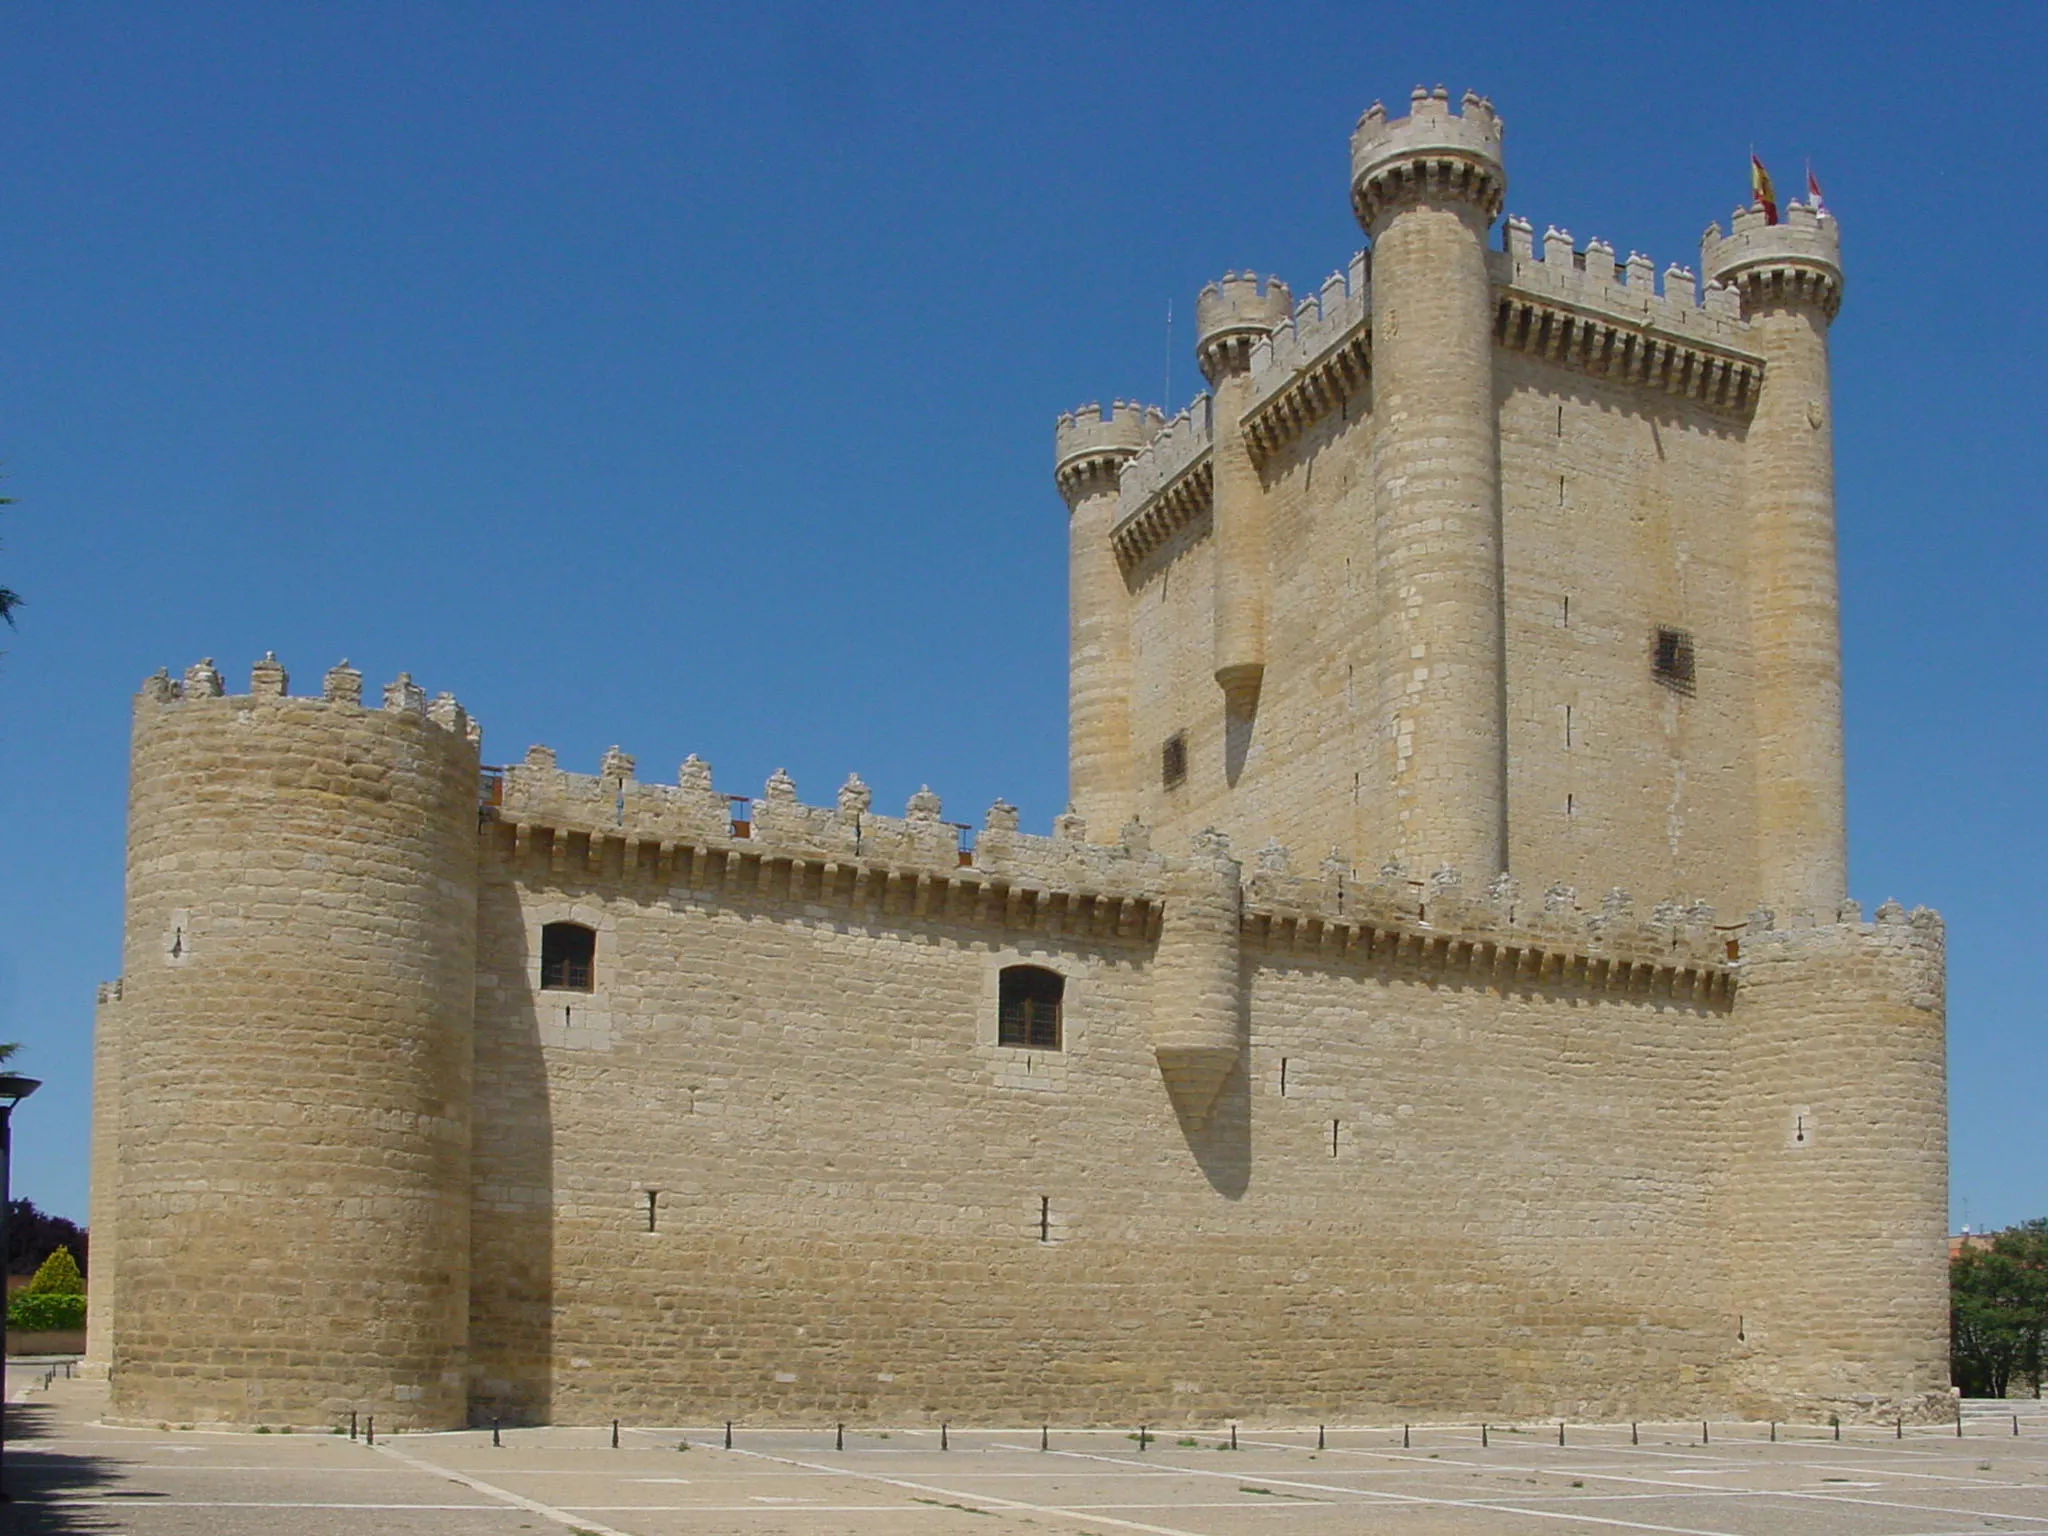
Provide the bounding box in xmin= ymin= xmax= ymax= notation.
xmin=1148 ymin=829 xmax=1244 ymax=1123
xmin=1197 ymin=274 xmax=1292 ymax=754
xmin=1352 ymin=87 xmax=1508 ymax=877
xmin=1704 ymin=203 xmax=1847 ymax=918
xmin=1056 ymin=401 xmax=1164 ymax=836
xmin=110 ymin=655 xmax=480 ymax=1429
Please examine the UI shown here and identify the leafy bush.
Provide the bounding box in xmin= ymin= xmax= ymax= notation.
xmin=26 ymin=1245 xmax=83 ymax=1295
xmin=8 ymin=1291 xmax=85 ymax=1331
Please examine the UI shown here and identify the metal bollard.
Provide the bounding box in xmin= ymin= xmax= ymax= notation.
xmin=725 ymin=1421 xmax=733 ymax=1450
xmin=1631 ymin=1422 xmax=1638 ymax=1446
xmin=1558 ymin=1422 xmax=1565 ymax=1447
xmin=941 ymin=1422 xmax=949 ymax=1452
xmin=2016 ymin=1415 xmax=2022 ymax=1437
xmin=613 ymin=1419 xmax=620 ymax=1449
xmin=1230 ymin=1424 xmax=1237 ymax=1451
xmin=1403 ymin=1423 xmax=1410 ymax=1449
xmin=1041 ymin=1424 xmax=1049 ymax=1452
xmin=1834 ymin=1419 xmax=1841 ymax=1441
xmin=1769 ymin=1422 xmax=1776 ymax=1443
xmin=1317 ymin=1424 xmax=1325 ymax=1450
xmin=1956 ymin=1409 xmax=1964 ymax=1439
xmin=492 ymin=1419 xmax=501 ymax=1448
xmin=836 ymin=1423 xmax=844 ymax=1452
xmin=1137 ymin=1425 xmax=1148 ymax=1452
xmin=350 ymin=1410 xmax=358 ymax=1441
xmin=1896 ymin=1416 xmax=1903 ymax=1439
xmin=1701 ymin=1421 xmax=1708 ymax=1445
xmin=1481 ymin=1424 xmax=1488 ymax=1448
xmin=367 ymin=1416 xmax=375 ymax=1446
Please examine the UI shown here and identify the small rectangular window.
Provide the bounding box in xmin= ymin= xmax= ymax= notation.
xmin=998 ymin=965 xmax=1064 ymax=1051
xmin=1161 ymin=731 xmax=1188 ymax=790
xmin=540 ymin=922 xmax=596 ymax=991
xmin=1652 ymin=627 xmax=1696 ymax=696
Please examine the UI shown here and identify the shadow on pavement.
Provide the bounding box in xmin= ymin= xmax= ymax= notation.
xmin=3 ymin=1399 xmax=128 ymax=1534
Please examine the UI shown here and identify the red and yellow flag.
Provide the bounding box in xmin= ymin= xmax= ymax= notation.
xmin=1751 ymin=153 xmax=1779 ymax=225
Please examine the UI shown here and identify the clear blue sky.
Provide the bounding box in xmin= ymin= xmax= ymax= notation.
xmin=2 ymin=3 xmax=2041 ymax=1230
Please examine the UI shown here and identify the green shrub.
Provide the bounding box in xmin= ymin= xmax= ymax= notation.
xmin=26 ymin=1245 xmax=84 ymax=1296
xmin=8 ymin=1292 xmax=86 ymax=1331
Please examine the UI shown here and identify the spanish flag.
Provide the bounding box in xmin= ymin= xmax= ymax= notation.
xmin=1751 ymin=153 xmax=1779 ymax=225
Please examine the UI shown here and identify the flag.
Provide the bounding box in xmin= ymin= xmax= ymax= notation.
xmin=1806 ymin=162 xmax=1826 ymax=216
xmin=1751 ymin=153 xmax=1779 ymax=224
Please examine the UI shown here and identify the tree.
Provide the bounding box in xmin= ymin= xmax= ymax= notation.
xmin=1952 ymin=1220 xmax=2048 ymax=1397
xmin=5 ymin=1199 xmax=87 ymax=1279
xmin=25 ymin=1244 xmax=82 ymax=1296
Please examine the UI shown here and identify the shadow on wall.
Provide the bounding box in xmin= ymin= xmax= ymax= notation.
xmin=1 ymin=1399 xmax=127 ymax=1534
xmin=467 ymin=877 xmax=556 ymax=1426
xmin=1175 ymin=1058 xmax=1252 ymax=1201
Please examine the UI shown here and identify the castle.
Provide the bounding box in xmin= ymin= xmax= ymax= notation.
xmin=86 ymin=87 xmax=1950 ymax=1431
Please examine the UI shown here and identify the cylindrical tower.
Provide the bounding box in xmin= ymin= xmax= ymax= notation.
xmin=1056 ymin=401 xmax=1162 ymax=835
xmin=111 ymin=655 xmax=479 ymax=1429
xmin=1703 ymin=203 xmax=1847 ymax=918
xmin=1198 ymin=273 xmax=1292 ymax=720
xmin=1149 ymin=829 xmax=1243 ymax=1124
xmin=83 ymin=978 xmax=124 ymax=1377
xmin=1352 ymin=87 xmax=1508 ymax=877
xmin=1718 ymin=907 xmax=1950 ymax=1420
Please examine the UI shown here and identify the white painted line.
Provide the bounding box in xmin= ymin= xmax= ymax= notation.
xmin=721 ymin=1444 xmax=1225 ymax=1536
xmin=371 ymin=1438 xmax=639 ymax=1536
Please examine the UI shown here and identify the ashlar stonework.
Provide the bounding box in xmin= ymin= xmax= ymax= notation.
xmin=89 ymin=88 xmax=1948 ymax=1432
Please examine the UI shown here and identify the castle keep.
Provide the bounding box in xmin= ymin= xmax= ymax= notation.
xmin=88 ymin=88 xmax=1950 ymax=1432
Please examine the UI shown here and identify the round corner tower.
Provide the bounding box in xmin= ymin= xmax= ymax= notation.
xmin=110 ymin=655 xmax=480 ymax=1429
xmin=1351 ymin=86 xmax=1508 ymax=879
xmin=1703 ymin=202 xmax=1847 ymax=918
xmin=1056 ymin=400 xmax=1164 ymax=835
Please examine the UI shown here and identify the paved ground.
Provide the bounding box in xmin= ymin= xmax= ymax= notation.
xmin=5 ymin=1364 xmax=2047 ymax=1535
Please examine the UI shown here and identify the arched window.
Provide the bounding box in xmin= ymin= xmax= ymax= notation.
xmin=998 ymin=965 xmax=1064 ymax=1051
xmin=540 ymin=922 xmax=596 ymax=991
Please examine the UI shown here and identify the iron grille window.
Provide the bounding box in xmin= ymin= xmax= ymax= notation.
xmin=998 ymin=965 xmax=1064 ymax=1050
xmin=540 ymin=922 xmax=596 ymax=991
xmin=1653 ymin=627 xmax=1696 ymax=695
xmin=1161 ymin=731 xmax=1188 ymax=790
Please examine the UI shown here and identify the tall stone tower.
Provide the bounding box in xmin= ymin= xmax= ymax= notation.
xmin=1351 ymin=90 xmax=1508 ymax=877
xmin=1702 ymin=203 xmax=1848 ymax=917
xmin=1059 ymin=85 xmax=1852 ymax=923
xmin=107 ymin=658 xmax=480 ymax=1429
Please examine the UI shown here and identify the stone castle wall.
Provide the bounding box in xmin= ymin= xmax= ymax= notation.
xmin=1114 ymin=233 xmax=1760 ymax=917
xmin=90 ymin=87 xmax=1946 ymax=1435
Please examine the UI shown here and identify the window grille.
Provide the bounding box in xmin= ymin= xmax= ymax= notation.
xmin=998 ymin=965 xmax=1064 ymax=1050
xmin=540 ymin=922 xmax=596 ymax=991
xmin=1161 ymin=731 xmax=1188 ymax=789
xmin=1652 ymin=627 xmax=1696 ymax=695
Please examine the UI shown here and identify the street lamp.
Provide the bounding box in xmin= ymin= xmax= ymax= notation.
xmin=0 ymin=1072 xmax=42 ymax=1504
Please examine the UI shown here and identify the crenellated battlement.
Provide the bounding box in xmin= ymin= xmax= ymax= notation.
xmin=1350 ymin=86 xmax=1506 ymax=230
xmin=1054 ymin=399 xmax=1166 ymax=506
xmin=1701 ymin=200 xmax=1843 ymax=319
xmin=1109 ymin=395 xmax=1213 ymax=569
xmin=1233 ymin=845 xmax=1735 ymax=1006
xmin=1494 ymin=217 xmax=1763 ymax=412
xmin=1243 ymin=251 xmax=1371 ymax=460
xmin=135 ymin=655 xmax=480 ymax=745
xmin=1195 ymin=272 xmax=1293 ymax=382
xmin=489 ymin=751 xmax=1173 ymax=937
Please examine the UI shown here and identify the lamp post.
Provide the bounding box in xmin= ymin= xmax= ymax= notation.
xmin=0 ymin=1072 xmax=43 ymax=1504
